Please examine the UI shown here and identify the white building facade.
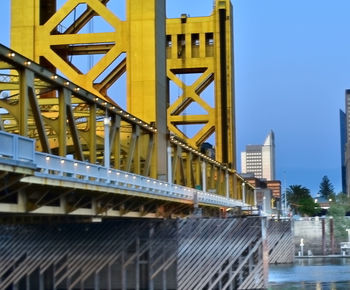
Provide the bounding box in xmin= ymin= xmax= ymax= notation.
xmin=241 ymin=131 xmax=275 ymax=181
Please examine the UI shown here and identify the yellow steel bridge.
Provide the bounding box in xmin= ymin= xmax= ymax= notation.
xmin=0 ymin=2 xmax=274 ymax=290
xmin=0 ymin=0 xmax=256 ymax=218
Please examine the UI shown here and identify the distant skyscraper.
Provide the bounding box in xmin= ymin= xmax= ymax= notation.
xmin=340 ymin=109 xmax=346 ymax=194
xmin=241 ymin=131 xmax=275 ymax=180
xmin=344 ymin=90 xmax=350 ymax=196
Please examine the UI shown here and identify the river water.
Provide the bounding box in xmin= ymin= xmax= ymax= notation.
xmin=268 ymin=257 xmax=350 ymax=289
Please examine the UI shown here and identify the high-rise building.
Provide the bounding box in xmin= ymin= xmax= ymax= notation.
xmin=241 ymin=131 xmax=275 ymax=180
xmin=340 ymin=109 xmax=346 ymax=194
xmin=344 ymin=90 xmax=350 ymax=197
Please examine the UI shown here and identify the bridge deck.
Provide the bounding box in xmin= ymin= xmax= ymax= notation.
xmin=0 ymin=130 xmax=251 ymax=218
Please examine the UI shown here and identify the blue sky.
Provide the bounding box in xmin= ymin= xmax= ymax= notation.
xmin=1 ymin=0 xmax=348 ymax=195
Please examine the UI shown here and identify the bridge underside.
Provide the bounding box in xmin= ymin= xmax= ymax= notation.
xmin=0 ymin=163 xmax=220 ymax=219
xmin=0 ymin=217 xmax=267 ymax=290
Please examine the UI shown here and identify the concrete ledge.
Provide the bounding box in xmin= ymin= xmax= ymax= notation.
xmin=295 ymin=255 xmax=350 ymax=259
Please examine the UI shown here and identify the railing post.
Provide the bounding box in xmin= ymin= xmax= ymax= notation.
xmin=13 ymin=134 xmax=18 ymax=160
xmin=104 ymin=117 xmax=111 ymax=168
xmin=201 ymin=161 xmax=206 ymax=192
xmin=167 ymin=146 xmax=172 ymax=184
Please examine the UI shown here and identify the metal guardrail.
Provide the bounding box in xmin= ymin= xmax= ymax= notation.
xmin=0 ymin=131 xmax=247 ymax=208
xmin=0 ymin=131 xmax=35 ymax=163
xmin=35 ymin=153 xmax=246 ymax=208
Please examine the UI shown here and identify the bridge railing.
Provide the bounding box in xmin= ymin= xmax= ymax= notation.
xmin=0 ymin=44 xmax=255 ymax=208
xmin=0 ymin=130 xmax=247 ymax=208
xmin=0 ymin=130 xmax=35 ymax=163
xmin=34 ymin=151 xmax=246 ymax=208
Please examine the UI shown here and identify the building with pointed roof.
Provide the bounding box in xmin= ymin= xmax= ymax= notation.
xmin=241 ymin=131 xmax=275 ymax=180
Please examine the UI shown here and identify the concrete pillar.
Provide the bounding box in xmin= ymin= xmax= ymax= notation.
xmin=322 ymin=218 xmax=326 ymax=255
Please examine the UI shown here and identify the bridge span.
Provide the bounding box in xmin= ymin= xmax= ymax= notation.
xmin=0 ymin=130 xmax=249 ymax=218
xmin=0 ymin=0 xmax=279 ymax=288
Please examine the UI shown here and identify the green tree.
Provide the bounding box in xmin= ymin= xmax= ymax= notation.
xmin=286 ymin=185 xmax=319 ymax=216
xmin=328 ymin=199 xmax=350 ymax=242
xmin=318 ymin=175 xmax=335 ymax=200
xmin=335 ymin=193 xmax=350 ymax=213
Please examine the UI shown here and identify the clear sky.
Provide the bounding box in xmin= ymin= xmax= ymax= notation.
xmin=1 ymin=0 xmax=348 ymax=195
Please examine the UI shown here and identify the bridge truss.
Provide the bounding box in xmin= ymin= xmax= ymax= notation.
xmin=0 ymin=44 xmax=254 ymax=218
xmin=0 ymin=0 xmax=255 ymax=218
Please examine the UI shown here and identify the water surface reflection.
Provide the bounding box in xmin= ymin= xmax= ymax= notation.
xmin=269 ymin=257 xmax=350 ymax=290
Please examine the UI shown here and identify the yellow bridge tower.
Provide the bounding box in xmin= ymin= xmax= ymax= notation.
xmin=10 ymin=0 xmax=236 ymax=168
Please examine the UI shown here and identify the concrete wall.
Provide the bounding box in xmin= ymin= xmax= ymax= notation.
xmin=294 ymin=217 xmax=334 ymax=256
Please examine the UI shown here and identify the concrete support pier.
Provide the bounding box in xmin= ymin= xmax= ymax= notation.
xmin=0 ymin=217 xmax=267 ymax=289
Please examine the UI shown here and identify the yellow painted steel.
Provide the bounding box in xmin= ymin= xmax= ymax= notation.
xmin=8 ymin=0 xmax=253 ymax=206
xmin=11 ymin=0 xmax=234 ymax=165
xmin=11 ymin=0 xmax=168 ymax=179
xmin=166 ymin=0 xmax=236 ymax=168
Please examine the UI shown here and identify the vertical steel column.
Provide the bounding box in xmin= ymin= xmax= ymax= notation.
xmin=89 ymin=103 xmax=97 ymax=163
xmin=127 ymin=0 xmax=167 ymax=180
xmin=167 ymin=146 xmax=172 ymax=183
xmin=11 ymin=0 xmax=36 ymax=60
xmin=58 ymin=89 xmax=68 ymax=157
xmin=254 ymin=189 xmax=257 ymax=206
xmin=104 ymin=116 xmax=111 ymax=168
xmin=186 ymin=152 xmax=193 ymax=187
xmin=19 ymin=69 xmax=29 ymax=136
xmin=111 ymin=115 xmax=121 ymax=169
xmin=225 ymin=170 xmax=229 ymax=198
xmin=202 ymin=161 xmax=207 ymax=192
xmin=218 ymin=5 xmax=228 ymax=164
xmin=242 ymin=182 xmax=246 ymax=204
